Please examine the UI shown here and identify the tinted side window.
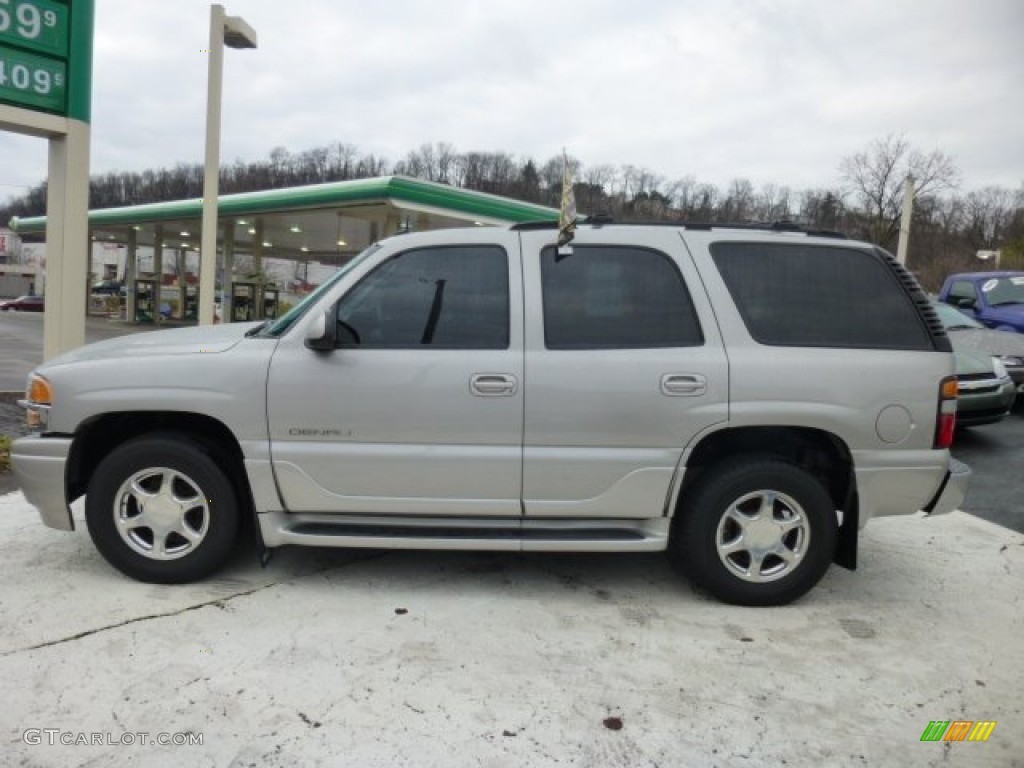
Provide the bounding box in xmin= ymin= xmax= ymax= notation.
xmin=541 ymin=245 xmax=703 ymax=349
xmin=336 ymin=245 xmax=509 ymax=349
xmin=710 ymin=242 xmax=931 ymax=350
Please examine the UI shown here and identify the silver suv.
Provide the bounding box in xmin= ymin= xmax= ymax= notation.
xmin=12 ymin=222 xmax=969 ymax=605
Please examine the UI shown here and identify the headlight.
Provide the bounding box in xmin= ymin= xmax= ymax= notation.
xmin=20 ymin=373 xmax=53 ymax=430
xmin=996 ymin=355 xmax=1023 ymax=367
xmin=991 ymin=357 xmax=1010 ymax=380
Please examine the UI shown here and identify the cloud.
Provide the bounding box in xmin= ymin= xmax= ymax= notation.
xmin=2 ymin=0 xmax=1022 ymax=208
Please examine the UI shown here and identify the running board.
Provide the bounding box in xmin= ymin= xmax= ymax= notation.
xmin=257 ymin=512 xmax=670 ymax=553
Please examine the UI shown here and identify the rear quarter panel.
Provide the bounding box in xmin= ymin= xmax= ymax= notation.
xmin=681 ymin=230 xmax=955 ymax=520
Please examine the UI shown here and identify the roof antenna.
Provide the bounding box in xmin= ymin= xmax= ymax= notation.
xmin=557 ymin=149 xmax=577 ymax=254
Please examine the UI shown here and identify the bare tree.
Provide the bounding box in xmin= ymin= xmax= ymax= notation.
xmin=962 ymin=186 xmax=1015 ymax=250
xmin=691 ymin=183 xmax=720 ymax=221
xmin=798 ymin=188 xmax=846 ymax=231
xmin=753 ymin=183 xmax=793 ymax=222
xmin=839 ymin=133 xmax=960 ymax=248
xmin=664 ymin=175 xmax=697 ymax=217
xmin=720 ymin=178 xmax=755 ymax=222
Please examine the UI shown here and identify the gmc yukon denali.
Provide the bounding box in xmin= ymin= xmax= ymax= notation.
xmin=12 ymin=222 xmax=970 ymax=605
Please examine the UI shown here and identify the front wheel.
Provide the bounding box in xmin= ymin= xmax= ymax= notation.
xmin=672 ymin=459 xmax=838 ymax=606
xmin=85 ymin=434 xmax=239 ymax=583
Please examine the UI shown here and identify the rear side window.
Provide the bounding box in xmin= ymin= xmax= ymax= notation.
xmin=541 ymin=245 xmax=703 ymax=349
xmin=710 ymin=242 xmax=932 ymax=350
xmin=336 ymin=245 xmax=509 ymax=349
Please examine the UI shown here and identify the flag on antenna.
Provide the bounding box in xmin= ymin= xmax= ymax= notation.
xmin=557 ymin=151 xmax=577 ymax=247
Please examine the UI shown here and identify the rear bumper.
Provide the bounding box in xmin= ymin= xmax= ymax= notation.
xmin=10 ymin=435 xmax=74 ymax=531
xmin=853 ymin=450 xmax=970 ymax=526
xmin=922 ymin=458 xmax=971 ymax=516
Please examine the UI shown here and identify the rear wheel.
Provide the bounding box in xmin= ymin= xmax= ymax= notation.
xmin=672 ymin=459 xmax=838 ymax=606
xmin=85 ymin=434 xmax=239 ymax=583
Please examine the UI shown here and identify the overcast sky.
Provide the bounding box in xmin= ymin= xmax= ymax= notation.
xmin=2 ymin=0 xmax=1022 ymax=206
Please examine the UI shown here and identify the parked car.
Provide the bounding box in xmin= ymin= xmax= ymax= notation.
xmin=0 ymin=295 xmax=44 ymax=312
xmin=91 ymin=280 xmax=124 ymax=296
xmin=12 ymin=222 xmax=968 ymax=606
xmin=932 ymin=300 xmax=1024 ymax=398
xmin=938 ymin=271 xmax=1024 ymax=332
xmin=952 ymin=349 xmax=1016 ymax=426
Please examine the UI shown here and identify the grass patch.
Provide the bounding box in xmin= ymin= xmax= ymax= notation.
xmin=0 ymin=435 xmax=10 ymax=473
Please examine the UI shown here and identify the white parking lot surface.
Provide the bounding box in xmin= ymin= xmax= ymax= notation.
xmin=1 ymin=491 xmax=1022 ymax=768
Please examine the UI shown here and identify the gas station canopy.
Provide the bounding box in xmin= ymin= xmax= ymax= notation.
xmin=9 ymin=175 xmax=560 ymax=262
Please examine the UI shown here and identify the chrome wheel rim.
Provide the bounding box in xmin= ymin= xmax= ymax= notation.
xmin=715 ymin=490 xmax=809 ymax=583
xmin=113 ymin=467 xmax=210 ymax=560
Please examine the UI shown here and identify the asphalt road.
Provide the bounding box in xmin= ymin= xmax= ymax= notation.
xmin=1 ymin=310 xmax=1021 ymax=533
xmin=949 ymin=401 xmax=1024 ymax=533
xmin=0 ymin=311 xmax=155 ymax=391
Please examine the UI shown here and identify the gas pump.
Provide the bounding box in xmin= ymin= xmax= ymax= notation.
xmin=184 ymin=287 xmax=198 ymax=320
xmin=134 ymin=279 xmax=157 ymax=322
xmin=231 ymin=282 xmax=257 ymax=322
xmin=261 ymin=287 xmax=280 ymax=319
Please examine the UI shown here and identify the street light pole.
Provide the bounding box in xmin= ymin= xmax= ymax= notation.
xmin=199 ymin=4 xmax=257 ymax=326
xmin=895 ymin=174 xmax=915 ymax=266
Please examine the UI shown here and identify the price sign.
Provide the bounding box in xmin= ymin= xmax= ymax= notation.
xmin=0 ymin=0 xmax=77 ymax=116
xmin=0 ymin=0 xmax=69 ymax=57
xmin=0 ymin=45 xmax=65 ymax=111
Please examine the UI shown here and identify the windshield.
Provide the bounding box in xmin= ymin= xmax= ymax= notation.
xmin=980 ymin=275 xmax=1024 ymax=306
xmin=932 ymin=300 xmax=984 ymax=330
xmin=264 ymin=244 xmax=381 ymax=337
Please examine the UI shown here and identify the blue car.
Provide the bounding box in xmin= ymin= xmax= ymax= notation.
xmin=938 ymin=271 xmax=1024 ymax=333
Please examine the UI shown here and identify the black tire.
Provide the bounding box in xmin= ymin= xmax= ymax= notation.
xmin=671 ymin=459 xmax=837 ymax=606
xmin=85 ymin=433 xmax=239 ymax=583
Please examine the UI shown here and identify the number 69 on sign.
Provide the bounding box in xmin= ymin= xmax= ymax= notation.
xmin=0 ymin=0 xmax=68 ymax=57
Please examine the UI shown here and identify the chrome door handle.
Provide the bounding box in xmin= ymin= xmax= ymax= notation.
xmin=661 ymin=373 xmax=707 ymax=396
xmin=470 ymin=373 xmax=518 ymax=396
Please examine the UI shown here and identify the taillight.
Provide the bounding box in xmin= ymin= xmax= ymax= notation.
xmin=934 ymin=376 xmax=957 ymax=448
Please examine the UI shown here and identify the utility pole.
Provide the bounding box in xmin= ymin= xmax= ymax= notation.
xmin=896 ymin=175 xmax=915 ymax=265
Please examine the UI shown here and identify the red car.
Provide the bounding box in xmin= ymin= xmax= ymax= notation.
xmin=0 ymin=295 xmax=44 ymax=312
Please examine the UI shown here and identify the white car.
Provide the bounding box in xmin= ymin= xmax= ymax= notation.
xmin=13 ymin=222 xmax=968 ymax=605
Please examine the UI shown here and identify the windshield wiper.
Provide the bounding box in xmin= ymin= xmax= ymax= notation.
xmin=990 ymin=300 xmax=1024 ymax=307
xmin=245 ymin=320 xmax=269 ymax=337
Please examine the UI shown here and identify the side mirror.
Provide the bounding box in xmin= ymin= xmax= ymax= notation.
xmin=955 ymin=297 xmax=976 ymax=310
xmin=304 ymin=310 xmax=337 ymax=351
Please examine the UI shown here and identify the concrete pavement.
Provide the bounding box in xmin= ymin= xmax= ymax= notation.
xmin=1 ymin=491 xmax=1021 ymax=767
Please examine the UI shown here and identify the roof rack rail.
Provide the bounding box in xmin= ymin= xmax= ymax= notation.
xmin=509 ymin=218 xmax=847 ymax=239
xmin=509 ymin=220 xmax=560 ymax=231
xmin=803 ymin=228 xmax=847 ymax=239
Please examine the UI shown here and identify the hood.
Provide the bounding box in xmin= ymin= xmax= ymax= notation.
xmin=39 ymin=321 xmax=263 ymax=370
xmin=949 ymin=327 xmax=1024 ymax=361
xmin=953 ymin=348 xmax=999 ymax=377
xmin=983 ymin=304 xmax=1024 ymax=324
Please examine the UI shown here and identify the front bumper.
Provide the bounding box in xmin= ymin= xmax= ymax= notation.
xmin=10 ymin=435 xmax=74 ymax=531
xmin=956 ymin=377 xmax=1016 ymax=425
xmin=922 ymin=458 xmax=971 ymax=516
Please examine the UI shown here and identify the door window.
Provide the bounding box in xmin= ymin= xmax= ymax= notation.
xmin=947 ymin=280 xmax=978 ymax=304
xmin=540 ymin=245 xmax=703 ymax=349
xmin=336 ymin=245 xmax=509 ymax=349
